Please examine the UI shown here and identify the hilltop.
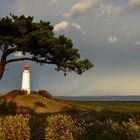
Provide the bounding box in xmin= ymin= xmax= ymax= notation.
xmin=0 ymin=90 xmax=87 ymax=114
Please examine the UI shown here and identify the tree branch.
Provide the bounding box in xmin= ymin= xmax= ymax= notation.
xmin=5 ymin=57 xmax=53 ymax=65
xmin=0 ymin=46 xmax=5 ymax=52
xmin=4 ymin=46 xmax=30 ymax=57
xmin=0 ymin=48 xmax=3 ymax=52
xmin=4 ymin=47 xmax=17 ymax=56
xmin=6 ymin=57 xmax=32 ymax=64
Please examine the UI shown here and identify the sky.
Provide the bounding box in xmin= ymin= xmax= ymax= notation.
xmin=1 ymin=0 xmax=140 ymax=96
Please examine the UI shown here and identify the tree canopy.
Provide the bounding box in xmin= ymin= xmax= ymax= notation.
xmin=0 ymin=14 xmax=93 ymax=79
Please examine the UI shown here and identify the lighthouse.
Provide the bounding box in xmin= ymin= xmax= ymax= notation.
xmin=21 ymin=64 xmax=30 ymax=94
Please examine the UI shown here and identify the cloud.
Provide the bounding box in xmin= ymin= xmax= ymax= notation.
xmin=54 ymin=21 xmax=82 ymax=32
xmin=63 ymin=0 xmax=100 ymax=18
xmin=128 ymin=0 xmax=140 ymax=8
xmin=108 ymin=35 xmax=119 ymax=43
xmin=51 ymin=0 xmax=63 ymax=4
xmin=71 ymin=23 xmax=81 ymax=30
xmin=63 ymin=0 xmax=122 ymax=18
xmin=54 ymin=21 xmax=69 ymax=32
xmin=134 ymin=41 xmax=140 ymax=46
xmin=100 ymin=4 xmax=121 ymax=16
xmin=14 ymin=51 xmax=24 ymax=57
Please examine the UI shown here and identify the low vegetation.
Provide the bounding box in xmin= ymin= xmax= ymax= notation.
xmin=0 ymin=90 xmax=87 ymax=114
xmin=0 ymin=114 xmax=140 ymax=140
xmin=73 ymin=101 xmax=140 ymax=113
xmin=0 ymin=91 xmax=140 ymax=139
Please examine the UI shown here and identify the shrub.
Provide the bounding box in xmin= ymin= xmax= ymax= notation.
xmin=30 ymin=91 xmax=38 ymax=95
xmin=85 ymin=118 xmax=140 ymax=140
xmin=45 ymin=114 xmax=85 ymax=140
xmin=38 ymin=90 xmax=52 ymax=99
xmin=2 ymin=90 xmax=27 ymax=100
xmin=0 ymin=99 xmax=17 ymax=115
xmin=0 ymin=114 xmax=140 ymax=140
xmin=120 ymin=119 xmax=140 ymax=140
xmin=0 ymin=114 xmax=30 ymax=140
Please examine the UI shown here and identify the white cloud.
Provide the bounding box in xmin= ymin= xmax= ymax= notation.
xmin=128 ymin=0 xmax=140 ymax=8
xmin=63 ymin=0 xmax=100 ymax=17
xmin=63 ymin=0 xmax=122 ymax=18
xmin=108 ymin=35 xmax=119 ymax=43
xmin=100 ymin=4 xmax=121 ymax=16
xmin=54 ymin=21 xmax=69 ymax=32
xmin=14 ymin=51 xmax=24 ymax=57
xmin=51 ymin=0 xmax=63 ymax=4
xmin=54 ymin=21 xmax=82 ymax=32
xmin=134 ymin=41 xmax=140 ymax=46
xmin=71 ymin=23 xmax=81 ymax=31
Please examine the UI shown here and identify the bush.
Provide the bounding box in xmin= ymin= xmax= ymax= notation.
xmin=0 ymin=99 xmax=17 ymax=115
xmin=2 ymin=90 xmax=27 ymax=100
xmin=85 ymin=118 xmax=140 ymax=140
xmin=30 ymin=91 xmax=38 ymax=95
xmin=0 ymin=114 xmax=30 ymax=140
xmin=0 ymin=114 xmax=140 ymax=140
xmin=38 ymin=90 xmax=52 ymax=99
xmin=45 ymin=114 xmax=85 ymax=140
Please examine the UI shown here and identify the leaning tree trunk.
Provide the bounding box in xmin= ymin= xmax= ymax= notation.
xmin=0 ymin=63 xmax=5 ymax=80
xmin=0 ymin=54 xmax=7 ymax=80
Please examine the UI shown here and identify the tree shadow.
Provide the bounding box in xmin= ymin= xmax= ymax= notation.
xmin=29 ymin=113 xmax=48 ymax=140
xmin=34 ymin=102 xmax=46 ymax=108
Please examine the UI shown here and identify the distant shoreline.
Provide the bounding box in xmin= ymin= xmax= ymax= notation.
xmin=55 ymin=96 xmax=140 ymax=101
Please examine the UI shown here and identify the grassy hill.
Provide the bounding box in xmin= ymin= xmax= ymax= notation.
xmin=0 ymin=90 xmax=88 ymax=114
xmin=1 ymin=90 xmax=140 ymax=140
xmin=1 ymin=90 xmax=140 ymax=120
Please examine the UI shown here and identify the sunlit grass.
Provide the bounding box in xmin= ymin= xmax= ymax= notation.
xmin=73 ymin=101 xmax=140 ymax=113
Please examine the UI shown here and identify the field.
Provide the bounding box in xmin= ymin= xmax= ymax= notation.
xmin=0 ymin=92 xmax=140 ymax=140
xmin=0 ymin=103 xmax=140 ymax=140
xmin=73 ymin=101 xmax=140 ymax=112
xmin=71 ymin=101 xmax=140 ymax=121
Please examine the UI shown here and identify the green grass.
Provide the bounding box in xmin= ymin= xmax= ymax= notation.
xmin=69 ymin=101 xmax=140 ymax=121
xmin=72 ymin=101 xmax=140 ymax=113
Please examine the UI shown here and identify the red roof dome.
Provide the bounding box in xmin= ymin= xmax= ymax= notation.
xmin=24 ymin=64 xmax=29 ymax=70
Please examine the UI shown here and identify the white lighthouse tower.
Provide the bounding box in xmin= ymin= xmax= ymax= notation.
xmin=21 ymin=64 xmax=30 ymax=94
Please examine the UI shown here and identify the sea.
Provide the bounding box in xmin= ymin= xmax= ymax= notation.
xmin=56 ymin=96 xmax=140 ymax=101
